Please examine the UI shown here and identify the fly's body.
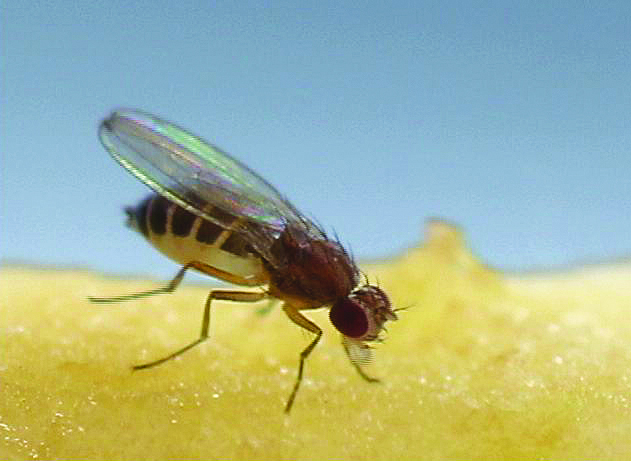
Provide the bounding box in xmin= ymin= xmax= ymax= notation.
xmin=126 ymin=195 xmax=265 ymax=283
xmin=90 ymin=109 xmax=397 ymax=412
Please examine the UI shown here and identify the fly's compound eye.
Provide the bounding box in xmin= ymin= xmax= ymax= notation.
xmin=329 ymin=297 xmax=370 ymax=338
xmin=329 ymin=285 xmax=397 ymax=341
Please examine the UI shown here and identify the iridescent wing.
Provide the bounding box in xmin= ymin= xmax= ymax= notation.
xmin=99 ymin=109 xmax=324 ymax=266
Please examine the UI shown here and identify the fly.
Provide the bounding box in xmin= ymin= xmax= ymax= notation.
xmin=89 ymin=109 xmax=398 ymax=413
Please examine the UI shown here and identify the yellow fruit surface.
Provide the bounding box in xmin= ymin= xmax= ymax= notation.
xmin=1 ymin=221 xmax=630 ymax=460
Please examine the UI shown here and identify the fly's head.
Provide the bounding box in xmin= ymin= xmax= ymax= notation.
xmin=329 ymin=285 xmax=397 ymax=343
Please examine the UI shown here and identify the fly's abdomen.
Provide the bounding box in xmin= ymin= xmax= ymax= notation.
xmin=126 ymin=194 xmax=265 ymax=283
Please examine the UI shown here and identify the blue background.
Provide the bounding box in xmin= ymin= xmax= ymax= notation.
xmin=2 ymin=1 xmax=630 ymax=279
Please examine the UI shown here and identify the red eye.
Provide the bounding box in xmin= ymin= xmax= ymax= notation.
xmin=329 ymin=298 xmax=369 ymax=338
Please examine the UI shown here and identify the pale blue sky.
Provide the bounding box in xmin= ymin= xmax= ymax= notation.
xmin=2 ymin=1 xmax=630 ymax=279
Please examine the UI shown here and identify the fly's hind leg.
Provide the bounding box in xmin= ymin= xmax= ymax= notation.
xmin=133 ymin=288 xmax=266 ymax=370
xmin=282 ymin=304 xmax=323 ymax=413
xmin=88 ymin=263 xmax=195 ymax=303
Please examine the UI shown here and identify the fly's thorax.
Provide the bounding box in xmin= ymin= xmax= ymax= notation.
xmin=267 ymin=226 xmax=359 ymax=307
xmin=126 ymin=194 xmax=265 ymax=283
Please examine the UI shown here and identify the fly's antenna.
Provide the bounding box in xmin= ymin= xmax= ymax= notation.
xmin=393 ymin=303 xmax=415 ymax=314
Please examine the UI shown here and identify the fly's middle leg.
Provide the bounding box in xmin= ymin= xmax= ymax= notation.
xmin=89 ymin=261 xmax=269 ymax=370
xmin=133 ymin=289 xmax=267 ymax=370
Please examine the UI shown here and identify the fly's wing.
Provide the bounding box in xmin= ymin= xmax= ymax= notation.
xmin=99 ymin=109 xmax=325 ymax=267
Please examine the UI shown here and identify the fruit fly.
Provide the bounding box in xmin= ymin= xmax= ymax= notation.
xmin=89 ymin=109 xmax=397 ymax=413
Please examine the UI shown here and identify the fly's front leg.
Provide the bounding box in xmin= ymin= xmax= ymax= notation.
xmin=282 ymin=304 xmax=323 ymax=413
xmin=133 ymin=289 xmax=267 ymax=370
xmin=342 ymin=336 xmax=380 ymax=383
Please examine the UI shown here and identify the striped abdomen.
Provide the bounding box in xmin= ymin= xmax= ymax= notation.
xmin=125 ymin=194 xmax=266 ymax=284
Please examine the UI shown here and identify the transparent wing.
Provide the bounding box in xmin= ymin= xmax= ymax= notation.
xmin=99 ymin=109 xmax=324 ymax=266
